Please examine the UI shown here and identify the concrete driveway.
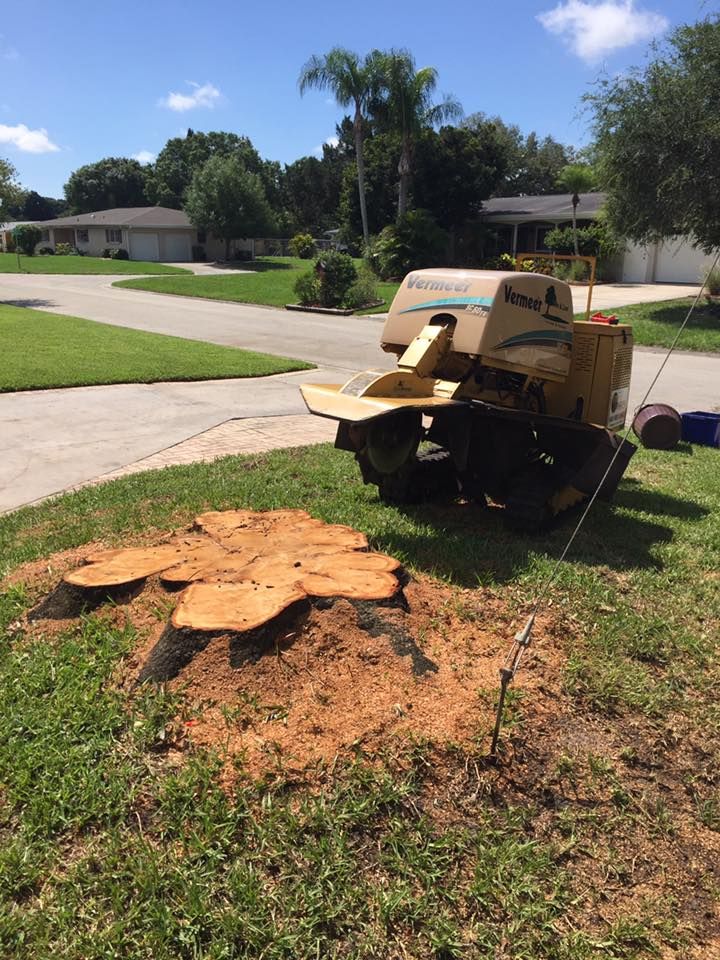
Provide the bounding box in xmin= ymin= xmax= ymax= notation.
xmin=1 ymin=272 xmax=717 ymax=513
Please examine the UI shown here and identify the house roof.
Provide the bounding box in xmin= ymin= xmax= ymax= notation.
xmin=481 ymin=192 xmax=606 ymax=221
xmin=35 ymin=207 xmax=192 ymax=229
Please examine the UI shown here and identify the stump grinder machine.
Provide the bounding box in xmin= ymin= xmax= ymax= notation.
xmin=300 ymin=269 xmax=636 ymax=529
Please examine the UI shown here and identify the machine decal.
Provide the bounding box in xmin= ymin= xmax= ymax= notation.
xmin=493 ymin=329 xmax=573 ymax=350
xmin=503 ymin=283 xmax=570 ymax=324
xmin=399 ymin=295 xmax=494 ymax=314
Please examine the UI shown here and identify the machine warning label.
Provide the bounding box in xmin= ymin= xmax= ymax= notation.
xmin=607 ymin=387 xmax=630 ymax=429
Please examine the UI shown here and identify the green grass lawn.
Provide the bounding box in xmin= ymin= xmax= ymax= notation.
xmin=1 ymin=443 xmax=718 ymax=957
xmin=603 ymin=297 xmax=720 ymax=352
xmin=115 ymin=256 xmax=400 ymax=314
xmin=0 ymin=303 xmax=311 ymax=391
xmin=116 ymin=259 xmax=720 ymax=349
xmin=0 ymin=252 xmax=191 ymax=275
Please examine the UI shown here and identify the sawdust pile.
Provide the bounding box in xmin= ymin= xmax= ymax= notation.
xmin=15 ymin=542 xmax=560 ymax=781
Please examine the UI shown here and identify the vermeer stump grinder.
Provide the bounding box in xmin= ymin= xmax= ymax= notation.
xmin=301 ymin=269 xmax=635 ymax=530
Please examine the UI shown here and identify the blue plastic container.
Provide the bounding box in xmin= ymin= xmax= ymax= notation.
xmin=680 ymin=411 xmax=720 ymax=447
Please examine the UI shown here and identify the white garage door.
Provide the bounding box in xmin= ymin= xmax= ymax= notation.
xmin=164 ymin=233 xmax=191 ymax=261
xmin=654 ymin=239 xmax=712 ymax=284
xmin=131 ymin=233 xmax=159 ymax=262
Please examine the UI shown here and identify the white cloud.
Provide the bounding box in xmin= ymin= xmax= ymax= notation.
xmin=537 ymin=0 xmax=669 ymax=62
xmin=159 ymin=81 xmax=221 ymax=112
xmin=0 ymin=123 xmax=59 ymax=153
xmin=132 ymin=149 xmax=156 ymax=165
xmin=313 ymin=135 xmax=340 ymax=157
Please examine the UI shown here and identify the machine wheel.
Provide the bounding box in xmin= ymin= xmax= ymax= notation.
xmin=369 ymin=446 xmax=459 ymax=505
xmin=365 ymin=412 xmax=421 ymax=476
xmin=502 ymin=461 xmax=557 ymax=533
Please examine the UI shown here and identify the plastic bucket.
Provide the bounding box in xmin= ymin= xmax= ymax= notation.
xmin=632 ymin=404 xmax=682 ymax=450
xmin=681 ymin=411 xmax=720 ymax=447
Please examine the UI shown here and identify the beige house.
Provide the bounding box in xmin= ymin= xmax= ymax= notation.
xmin=34 ymin=207 xmax=254 ymax=262
xmin=481 ymin=193 xmax=714 ymax=284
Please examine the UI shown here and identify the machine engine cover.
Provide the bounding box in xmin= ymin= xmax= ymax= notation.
xmin=382 ymin=269 xmax=574 ymax=381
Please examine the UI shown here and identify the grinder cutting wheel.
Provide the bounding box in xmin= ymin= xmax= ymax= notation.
xmin=301 ymin=268 xmax=636 ymax=530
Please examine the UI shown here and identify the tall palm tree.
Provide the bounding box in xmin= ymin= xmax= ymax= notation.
xmin=556 ymin=163 xmax=596 ymax=255
xmin=299 ymin=48 xmax=380 ymax=248
xmin=373 ymin=50 xmax=462 ymax=220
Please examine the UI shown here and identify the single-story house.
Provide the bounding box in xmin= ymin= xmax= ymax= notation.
xmin=32 ymin=207 xmax=254 ymax=262
xmin=480 ymin=193 xmax=714 ymax=284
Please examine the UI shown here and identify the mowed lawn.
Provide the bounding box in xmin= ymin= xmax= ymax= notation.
xmin=603 ymin=297 xmax=720 ymax=352
xmin=0 ymin=303 xmax=312 ymax=392
xmin=116 ymin=256 xmax=400 ymax=314
xmin=117 ymin=258 xmax=720 ymax=347
xmin=0 ymin=444 xmax=718 ymax=957
xmin=0 ymin=253 xmax=191 ymax=275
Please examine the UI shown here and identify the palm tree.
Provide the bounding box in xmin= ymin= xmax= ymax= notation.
xmin=556 ymin=163 xmax=596 ymax=255
xmin=373 ymin=50 xmax=462 ymax=220
xmin=299 ymin=48 xmax=380 ymax=248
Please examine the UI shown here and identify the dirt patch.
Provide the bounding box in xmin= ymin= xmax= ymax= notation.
xmin=158 ymin=579 xmax=554 ymax=780
xmin=9 ymin=537 xmax=560 ymax=781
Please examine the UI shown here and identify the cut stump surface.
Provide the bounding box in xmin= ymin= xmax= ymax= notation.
xmin=63 ymin=509 xmax=402 ymax=634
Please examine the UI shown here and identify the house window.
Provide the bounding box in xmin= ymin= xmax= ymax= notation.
xmin=105 ymin=228 xmax=122 ymax=244
xmin=76 ymin=229 xmax=89 ymax=243
xmin=41 ymin=230 xmax=50 ymax=242
xmin=197 ymin=230 xmax=206 ymax=244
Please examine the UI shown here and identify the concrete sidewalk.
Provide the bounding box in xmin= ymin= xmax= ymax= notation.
xmin=71 ymin=414 xmax=337 ymax=490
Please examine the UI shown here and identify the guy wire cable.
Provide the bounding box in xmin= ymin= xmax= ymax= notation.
xmin=490 ymin=249 xmax=720 ymax=758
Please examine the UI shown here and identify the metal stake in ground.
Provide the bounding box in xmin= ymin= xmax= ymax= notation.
xmin=489 ymin=614 xmax=534 ymax=759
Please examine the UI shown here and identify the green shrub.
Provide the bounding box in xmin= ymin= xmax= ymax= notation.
xmin=110 ymin=248 xmax=129 ymax=260
xmin=293 ymin=271 xmax=321 ymax=306
xmin=12 ymin=224 xmax=41 ymax=256
xmin=567 ymin=260 xmax=590 ymax=282
xmin=481 ymin=253 xmax=516 ymax=271
xmin=371 ymin=210 xmax=448 ymax=280
xmin=544 ymin=221 xmax=622 ymax=260
xmin=288 ymin=232 xmax=316 ymax=259
xmin=101 ymin=248 xmax=112 ymax=258
xmin=704 ymin=265 xmax=720 ymax=296
xmin=55 ymin=242 xmax=73 ymax=256
xmin=345 ymin=266 xmax=380 ymax=309
xmin=315 ymin=251 xmax=357 ymax=307
xmin=37 ymin=246 xmax=55 ymax=256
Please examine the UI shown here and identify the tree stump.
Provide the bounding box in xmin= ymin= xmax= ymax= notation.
xmin=62 ymin=510 xmax=404 ymax=648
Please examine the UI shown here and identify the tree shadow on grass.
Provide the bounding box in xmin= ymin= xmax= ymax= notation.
xmin=246 ymin=259 xmax=295 ymax=272
xmin=372 ymin=481 xmax=706 ymax=586
xmin=644 ymin=300 xmax=720 ymax=330
xmin=3 ymin=298 xmax=59 ymax=309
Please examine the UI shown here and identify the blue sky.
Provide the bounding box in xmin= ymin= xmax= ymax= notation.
xmin=1 ymin=0 xmax=708 ymax=199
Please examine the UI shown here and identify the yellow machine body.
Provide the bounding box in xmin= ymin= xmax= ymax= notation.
xmin=300 ymin=268 xmax=635 ymax=528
